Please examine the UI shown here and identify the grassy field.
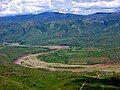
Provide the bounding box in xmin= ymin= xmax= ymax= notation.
xmin=38 ymin=47 xmax=120 ymax=65
xmin=0 ymin=45 xmax=120 ymax=90
xmin=1 ymin=62 xmax=120 ymax=90
xmin=0 ymin=45 xmax=50 ymax=62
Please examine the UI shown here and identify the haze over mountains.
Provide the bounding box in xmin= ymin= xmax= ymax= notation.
xmin=0 ymin=0 xmax=120 ymax=16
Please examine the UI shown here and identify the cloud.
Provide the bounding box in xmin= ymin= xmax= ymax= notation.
xmin=69 ymin=0 xmax=120 ymax=14
xmin=0 ymin=0 xmax=120 ymax=16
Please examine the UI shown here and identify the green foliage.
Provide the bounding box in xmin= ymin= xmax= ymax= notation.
xmin=0 ymin=63 xmax=120 ymax=90
xmin=0 ymin=46 xmax=120 ymax=90
xmin=0 ymin=12 xmax=120 ymax=48
xmin=0 ymin=46 xmax=50 ymax=62
xmin=38 ymin=48 xmax=120 ymax=65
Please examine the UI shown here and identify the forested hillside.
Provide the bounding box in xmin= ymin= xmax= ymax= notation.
xmin=0 ymin=12 xmax=120 ymax=48
xmin=0 ymin=12 xmax=120 ymax=90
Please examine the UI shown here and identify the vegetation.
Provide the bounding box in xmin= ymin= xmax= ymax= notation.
xmin=0 ymin=45 xmax=50 ymax=62
xmin=0 ymin=45 xmax=120 ymax=90
xmin=0 ymin=12 xmax=120 ymax=90
xmin=1 ymin=63 xmax=120 ymax=90
xmin=38 ymin=47 xmax=120 ymax=65
xmin=0 ymin=12 xmax=120 ymax=48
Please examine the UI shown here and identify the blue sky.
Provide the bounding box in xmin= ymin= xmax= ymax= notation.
xmin=0 ymin=0 xmax=120 ymax=16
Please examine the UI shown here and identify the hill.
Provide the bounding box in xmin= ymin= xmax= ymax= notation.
xmin=0 ymin=12 xmax=120 ymax=48
xmin=0 ymin=45 xmax=120 ymax=90
xmin=0 ymin=12 xmax=120 ymax=90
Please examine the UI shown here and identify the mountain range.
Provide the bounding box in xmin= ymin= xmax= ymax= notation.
xmin=0 ymin=12 xmax=120 ymax=48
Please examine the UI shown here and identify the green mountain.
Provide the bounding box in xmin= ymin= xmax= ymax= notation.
xmin=0 ymin=12 xmax=120 ymax=90
xmin=0 ymin=12 xmax=120 ymax=48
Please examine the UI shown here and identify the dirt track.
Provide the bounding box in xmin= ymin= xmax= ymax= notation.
xmin=14 ymin=47 xmax=120 ymax=73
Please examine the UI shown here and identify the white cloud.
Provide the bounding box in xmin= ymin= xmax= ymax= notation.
xmin=0 ymin=0 xmax=120 ymax=16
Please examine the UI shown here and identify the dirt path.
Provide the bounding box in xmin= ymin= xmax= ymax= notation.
xmin=14 ymin=51 xmax=87 ymax=71
xmin=14 ymin=48 xmax=120 ymax=72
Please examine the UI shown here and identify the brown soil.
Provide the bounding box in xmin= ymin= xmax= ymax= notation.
xmin=13 ymin=47 xmax=120 ymax=73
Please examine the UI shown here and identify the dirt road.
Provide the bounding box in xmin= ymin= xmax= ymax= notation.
xmin=14 ymin=48 xmax=120 ymax=72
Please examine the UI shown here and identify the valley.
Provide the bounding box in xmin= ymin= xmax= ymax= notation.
xmin=0 ymin=12 xmax=120 ymax=90
xmin=14 ymin=47 xmax=120 ymax=73
xmin=0 ymin=44 xmax=120 ymax=90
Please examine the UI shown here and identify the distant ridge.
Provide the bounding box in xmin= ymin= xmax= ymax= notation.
xmin=0 ymin=12 xmax=120 ymax=48
xmin=0 ymin=0 xmax=120 ymax=16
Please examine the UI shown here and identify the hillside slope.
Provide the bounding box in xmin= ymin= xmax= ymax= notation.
xmin=0 ymin=46 xmax=120 ymax=90
xmin=0 ymin=12 xmax=120 ymax=48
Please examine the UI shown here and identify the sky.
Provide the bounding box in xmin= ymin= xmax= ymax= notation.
xmin=0 ymin=0 xmax=120 ymax=16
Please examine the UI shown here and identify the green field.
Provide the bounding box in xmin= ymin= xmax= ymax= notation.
xmin=0 ymin=45 xmax=120 ymax=90
xmin=0 ymin=45 xmax=50 ymax=62
xmin=1 ymin=62 xmax=120 ymax=90
xmin=38 ymin=47 xmax=120 ymax=65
